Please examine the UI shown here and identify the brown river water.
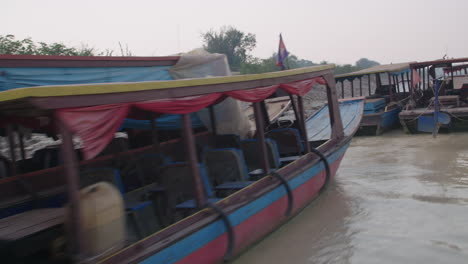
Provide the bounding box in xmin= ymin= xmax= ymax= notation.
xmin=233 ymin=130 xmax=468 ymax=264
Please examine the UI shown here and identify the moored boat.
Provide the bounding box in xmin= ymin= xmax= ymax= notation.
xmin=0 ymin=60 xmax=363 ymax=263
xmin=335 ymin=62 xmax=413 ymax=135
xmin=399 ymin=58 xmax=468 ymax=135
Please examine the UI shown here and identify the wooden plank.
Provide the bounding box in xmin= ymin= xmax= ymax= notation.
xmin=0 ymin=208 xmax=64 ymax=241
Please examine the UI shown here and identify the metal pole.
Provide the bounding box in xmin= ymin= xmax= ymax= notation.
xmin=253 ymin=102 xmax=270 ymax=173
xmin=297 ymin=96 xmax=311 ymax=154
xmin=208 ymin=105 xmax=217 ymax=135
xmin=182 ymin=114 xmax=206 ymax=208
xmin=57 ymin=118 xmax=85 ymax=259
xmin=368 ymin=75 xmax=372 ymax=96
xmin=350 ymin=79 xmax=354 ymax=97
xmin=6 ymin=125 xmax=17 ymax=176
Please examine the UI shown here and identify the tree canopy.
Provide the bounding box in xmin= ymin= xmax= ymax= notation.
xmin=0 ymin=34 xmax=98 ymax=56
xmin=240 ymin=53 xmax=316 ymax=74
xmin=202 ymin=26 xmax=256 ymax=72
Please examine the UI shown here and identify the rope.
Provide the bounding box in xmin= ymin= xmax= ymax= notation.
xmin=270 ymin=171 xmax=294 ymax=217
xmin=309 ymin=147 xmax=331 ymax=193
xmin=205 ymin=202 xmax=235 ymax=262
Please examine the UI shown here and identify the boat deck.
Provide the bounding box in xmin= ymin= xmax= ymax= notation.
xmin=400 ymin=106 xmax=468 ymax=118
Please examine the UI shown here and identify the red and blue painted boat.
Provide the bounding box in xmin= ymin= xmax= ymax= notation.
xmin=0 ymin=55 xmax=363 ymax=263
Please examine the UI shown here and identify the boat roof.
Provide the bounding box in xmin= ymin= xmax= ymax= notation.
xmin=0 ymin=64 xmax=334 ymax=116
xmin=335 ymin=62 xmax=414 ymax=81
xmin=410 ymin=57 xmax=468 ymax=69
xmin=0 ymin=55 xmax=180 ymax=67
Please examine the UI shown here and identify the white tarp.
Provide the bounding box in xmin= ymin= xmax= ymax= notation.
xmin=169 ymin=49 xmax=251 ymax=138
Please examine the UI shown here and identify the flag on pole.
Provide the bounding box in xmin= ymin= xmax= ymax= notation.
xmin=276 ymin=34 xmax=289 ymax=70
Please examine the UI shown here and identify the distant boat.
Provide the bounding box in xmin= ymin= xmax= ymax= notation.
xmin=335 ymin=62 xmax=413 ymax=135
xmin=399 ymin=58 xmax=468 ymax=135
xmin=0 ymin=56 xmax=363 ymax=263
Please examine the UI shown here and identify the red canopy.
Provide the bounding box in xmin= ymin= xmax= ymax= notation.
xmin=56 ymin=76 xmax=326 ymax=159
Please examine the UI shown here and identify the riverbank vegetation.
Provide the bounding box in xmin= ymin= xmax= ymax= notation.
xmin=1 ymin=31 xmax=379 ymax=75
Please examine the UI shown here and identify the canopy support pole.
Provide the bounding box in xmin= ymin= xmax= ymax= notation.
xmin=368 ymin=75 xmax=372 ymax=96
xmin=405 ymin=72 xmax=410 ymax=96
xmin=422 ymin=68 xmax=426 ymax=90
xmin=149 ymin=113 xmax=160 ymax=153
xmin=323 ymin=73 xmax=344 ymax=139
xmin=253 ymin=102 xmax=270 ymax=174
xmin=359 ymin=77 xmax=363 ymax=96
xmin=57 ymin=117 xmax=86 ymax=260
xmin=17 ymin=126 xmax=26 ymax=161
xmin=182 ymin=114 xmax=206 ymax=208
xmin=341 ymin=81 xmax=344 ymax=99
xmin=401 ymin=73 xmax=406 ymax=95
xmin=289 ymin=94 xmax=300 ymax=129
xmin=297 ymin=96 xmax=310 ymax=154
xmin=451 ymin=64 xmax=454 ymax=89
xmin=260 ymin=100 xmax=270 ymax=130
xmin=411 ymin=68 xmax=414 ymax=98
xmin=209 ymin=105 xmax=217 ymax=135
xmin=393 ymin=75 xmax=398 ymax=94
xmin=6 ymin=125 xmax=17 ymax=176
xmin=388 ymin=74 xmax=393 ymax=100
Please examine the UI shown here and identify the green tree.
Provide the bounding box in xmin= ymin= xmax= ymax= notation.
xmin=355 ymin=58 xmax=380 ymax=69
xmin=202 ymin=26 xmax=256 ymax=71
xmin=0 ymin=34 xmax=98 ymax=56
xmin=240 ymin=53 xmax=316 ymax=74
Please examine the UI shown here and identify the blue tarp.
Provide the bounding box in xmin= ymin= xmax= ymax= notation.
xmin=0 ymin=66 xmax=206 ymax=130
xmin=0 ymin=66 xmax=173 ymax=91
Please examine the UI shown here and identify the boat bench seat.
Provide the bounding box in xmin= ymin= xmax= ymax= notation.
xmin=203 ymin=148 xmax=254 ymax=194
xmin=241 ymin=139 xmax=282 ymax=173
xmin=266 ymin=128 xmax=304 ymax=157
xmin=159 ymin=162 xmax=219 ymax=221
xmin=214 ymin=134 xmax=241 ymax=149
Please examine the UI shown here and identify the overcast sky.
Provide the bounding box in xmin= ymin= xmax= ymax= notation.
xmin=3 ymin=0 xmax=467 ymax=65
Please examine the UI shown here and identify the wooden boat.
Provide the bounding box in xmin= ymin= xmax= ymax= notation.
xmin=335 ymin=62 xmax=413 ymax=135
xmin=399 ymin=58 xmax=468 ymax=135
xmin=0 ymin=57 xmax=363 ymax=263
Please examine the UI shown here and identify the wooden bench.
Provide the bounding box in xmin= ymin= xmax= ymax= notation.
xmin=0 ymin=208 xmax=64 ymax=259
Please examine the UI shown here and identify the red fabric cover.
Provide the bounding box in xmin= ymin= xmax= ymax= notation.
xmin=225 ymin=85 xmax=279 ymax=103
xmin=280 ymin=77 xmax=327 ymax=96
xmin=135 ymin=93 xmax=223 ymax=114
xmin=56 ymin=76 xmax=327 ymax=159
xmin=56 ymin=104 xmax=130 ymax=160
